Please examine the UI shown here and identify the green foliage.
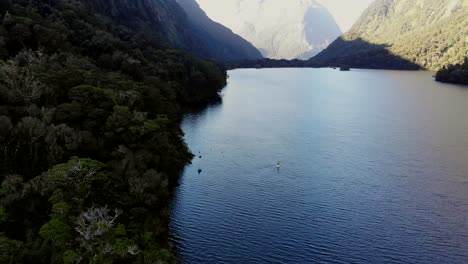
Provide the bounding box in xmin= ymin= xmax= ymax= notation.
xmin=435 ymin=57 xmax=468 ymax=85
xmin=0 ymin=207 xmax=7 ymax=224
xmin=142 ymin=248 xmax=174 ymax=264
xmin=62 ymin=250 xmax=80 ymax=264
xmin=311 ymin=0 xmax=468 ymax=71
xmin=0 ymin=50 xmax=50 ymax=104
xmin=68 ymin=85 xmax=114 ymax=107
xmin=0 ymin=0 xmax=227 ymax=263
xmin=226 ymin=58 xmax=310 ymax=69
xmin=0 ymin=234 xmax=22 ymax=264
xmin=51 ymin=202 xmax=71 ymax=218
xmin=39 ymin=219 xmax=73 ymax=248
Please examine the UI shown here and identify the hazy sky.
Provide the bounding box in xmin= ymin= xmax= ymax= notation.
xmin=196 ymin=0 xmax=376 ymax=33
xmin=315 ymin=0 xmax=375 ymax=32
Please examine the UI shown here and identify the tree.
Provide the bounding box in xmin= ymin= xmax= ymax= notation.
xmin=0 ymin=1 xmax=11 ymax=17
xmin=0 ymin=50 xmax=49 ymax=105
xmin=0 ymin=1 xmax=226 ymax=263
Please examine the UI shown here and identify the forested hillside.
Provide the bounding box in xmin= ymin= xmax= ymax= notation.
xmin=436 ymin=58 xmax=468 ymax=84
xmin=0 ymin=0 xmax=227 ymax=263
xmin=311 ymin=0 xmax=468 ymax=70
xmin=57 ymin=0 xmax=261 ymax=62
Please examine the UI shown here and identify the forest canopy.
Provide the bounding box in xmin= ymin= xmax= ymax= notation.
xmin=435 ymin=58 xmax=468 ymax=85
xmin=0 ymin=0 xmax=226 ymax=263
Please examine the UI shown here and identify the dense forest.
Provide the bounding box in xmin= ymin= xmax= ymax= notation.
xmin=226 ymin=58 xmax=310 ymax=69
xmin=435 ymin=58 xmax=468 ymax=85
xmin=0 ymin=0 xmax=227 ymax=263
xmin=310 ymin=0 xmax=468 ymax=71
xmin=310 ymin=38 xmax=422 ymax=70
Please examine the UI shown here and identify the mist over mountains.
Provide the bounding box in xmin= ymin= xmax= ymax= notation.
xmin=196 ymin=0 xmax=342 ymax=59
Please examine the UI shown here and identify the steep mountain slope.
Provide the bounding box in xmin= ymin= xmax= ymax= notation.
xmin=0 ymin=0 xmax=227 ymax=263
xmin=176 ymin=0 xmax=262 ymax=61
xmin=77 ymin=0 xmax=261 ymax=61
xmin=311 ymin=0 xmax=468 ymax=70
xmin=196 ymin=0 xmax=342 ymax=59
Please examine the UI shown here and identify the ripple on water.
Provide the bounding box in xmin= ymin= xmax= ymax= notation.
xmin=170 ymin=69 xmax=468 ymax=264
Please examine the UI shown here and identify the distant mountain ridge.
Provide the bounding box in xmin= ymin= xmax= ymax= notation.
xmin=196 ymin=0 xmax=342 ymax=60
xmin=311 ymin=0 xmax=468 ymax=70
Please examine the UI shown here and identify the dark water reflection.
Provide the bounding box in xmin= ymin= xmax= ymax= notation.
xmin=170 ymin=68 xmax=468 ymax=264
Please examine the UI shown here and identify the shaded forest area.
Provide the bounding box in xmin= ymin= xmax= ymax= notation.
xmin=226 ymin=58 xmax=310 ymax=70
xmin=309 ymin=37 xmax=421 ymax=70
xmin=436 ymin=58 xmax=468 ymax=85
xmin=0 ymin=0 xmax=226 ymax=263
xmin=226 ymin=38 xmax=422 ymax=71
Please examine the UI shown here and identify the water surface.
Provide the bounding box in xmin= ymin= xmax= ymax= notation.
xmin=170 ymin=68 xmax=468 ymax=264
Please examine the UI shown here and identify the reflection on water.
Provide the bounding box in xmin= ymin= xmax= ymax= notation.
xmin=171 ymin=68 xmax=468 ymax=264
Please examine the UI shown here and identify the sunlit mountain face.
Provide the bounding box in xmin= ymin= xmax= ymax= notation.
xmin=196 ymin=0 xmax=342 ymax=59
xmin=312 ymin=0 xmax=468 ymax=71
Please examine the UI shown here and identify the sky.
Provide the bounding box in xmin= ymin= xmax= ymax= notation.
xmin=196 ymin=0 xmax=376 ymax=33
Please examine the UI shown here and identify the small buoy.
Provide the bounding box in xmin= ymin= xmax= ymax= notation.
xmin=199 ymin=156 xmax=202 ymax=159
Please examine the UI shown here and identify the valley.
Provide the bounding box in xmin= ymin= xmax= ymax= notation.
xmin=0 ymin=0 xmax=466 ymax=263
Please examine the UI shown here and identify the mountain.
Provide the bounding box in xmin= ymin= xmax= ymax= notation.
xmin=175 ymin=0 xmax=263 ymax=61
xmin=0 ymin=0 xmax=228 ymax=263
xmin=311 ymin=0 xmax=468 ymax=70
xmin=70 ymin=0 xmax=261 ymax=61
xmin=196 ymin=0 xmax=342 ymax=60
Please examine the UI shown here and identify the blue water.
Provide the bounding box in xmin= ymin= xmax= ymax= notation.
xmin=170 ymin=68 xmax=468 ymax=264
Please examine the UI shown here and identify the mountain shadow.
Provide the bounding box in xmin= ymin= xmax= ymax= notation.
xmin=175 ymin=0 xmax=263 ymax=61
xmin=226 ymin=58 xmax=309 ymax=69
xmin=226 ymin=37 xmax=421 ymax=70
xmin=309 ymin=37 xmax=421 ymax=70
xmin=327 ymin=0 xmax=467 ymax=71
xmin=435 ymin=58 xmax=468 ymax=85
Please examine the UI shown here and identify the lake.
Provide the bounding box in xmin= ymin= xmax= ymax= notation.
xmin=170 ymin=68 xmax=468 ymax=264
